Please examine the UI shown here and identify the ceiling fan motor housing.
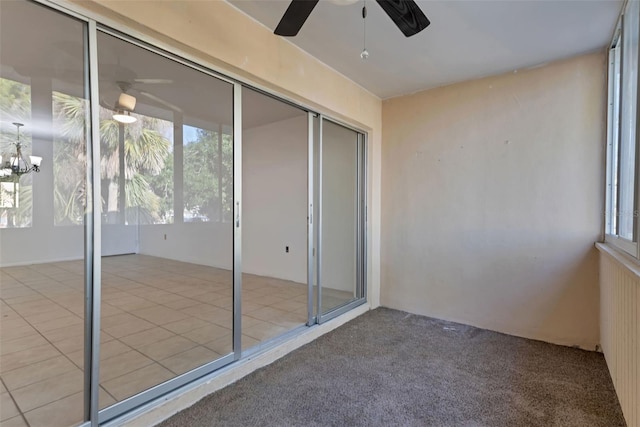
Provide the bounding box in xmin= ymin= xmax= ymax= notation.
xmin=117 ymin=92 xmax=136 ymax=111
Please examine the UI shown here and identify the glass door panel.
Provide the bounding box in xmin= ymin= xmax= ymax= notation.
xmin=317 ymin=118 xmax=365 ymax=320
xmin=241 ymin=88 xmax=308 ymax=350
xmin=96 ymin=30 xmax=235 ymax=414
xmin=0 ymin=2 xmax=91 ymax=426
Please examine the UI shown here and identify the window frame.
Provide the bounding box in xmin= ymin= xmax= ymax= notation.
xmin=605 ymin=5 xmax=640 ymax=258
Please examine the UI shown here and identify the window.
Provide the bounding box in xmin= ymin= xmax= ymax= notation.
xmin=99 ymin=107 xmax=173 ymax=225
xmin=183 ymin=125 xmax=233 ymax=223
xmin=606 ymin=1 xmax=640 ymax=256
xmin=0 ymin=78 xmax=32 ymax=228
xmin=53 ymin=92 xmax=89 ymax=226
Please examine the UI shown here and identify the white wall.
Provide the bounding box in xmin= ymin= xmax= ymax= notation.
xmin=139 ymin=114 xmax=361 ymax=293
xmin=103 ymin=224 xmax=137 ymax=256
xmin=0 ymin=226 xmax=83 ymax=267
xmin=381 ymin=53 xmax=606 ymax=349
xmin=243 ymin=115 xmax=308 ymax=283
xmin=0 ymin=165 xmax=84 ymax=267
xmin=138 ymin=222 xmax=232 ymax=270
xmin=1 ymin=221 xmax=141 ymax=266
xmin=139 ymin=115 xmax=308 ymax=278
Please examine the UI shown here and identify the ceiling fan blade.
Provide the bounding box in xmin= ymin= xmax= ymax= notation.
xmin=375 ymin=0 xmax=430 ymax=37
xmin=137 ymin=90 xmax=183 ymax=113
xmin=134 ymin=78 xmax=173 ymax=85
xmin=99 ymin=99 xmax=114 ymax=111
xmin=274 ymin=0 xmax=319 ymax=37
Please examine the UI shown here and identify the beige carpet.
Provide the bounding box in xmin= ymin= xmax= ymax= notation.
xmin=160 ymin=307 xmax=626 ymax=427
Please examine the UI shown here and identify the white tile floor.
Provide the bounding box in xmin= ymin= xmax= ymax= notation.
xmin=0 ymin=255 xmax=352 ymax=427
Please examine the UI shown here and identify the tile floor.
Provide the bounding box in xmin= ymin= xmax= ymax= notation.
xmin=0 ymin=254 xmax=352 ymax=427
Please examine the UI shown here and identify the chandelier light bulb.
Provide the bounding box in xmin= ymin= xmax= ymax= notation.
xmin=1 ymin=122 xmax=43 ymax=178
xmin=360 ymin=49 xmax=369 ymax=60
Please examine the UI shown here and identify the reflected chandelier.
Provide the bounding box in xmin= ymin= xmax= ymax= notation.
xmin=0 ymin=123 xmax=42 ymax=179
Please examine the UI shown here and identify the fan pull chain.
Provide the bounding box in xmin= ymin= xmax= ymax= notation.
xmin=361 ymin=1 xmax=369 ymax=59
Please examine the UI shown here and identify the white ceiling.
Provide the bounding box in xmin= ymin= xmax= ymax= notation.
xmin=228 ymin=0 xmax=623 ymax=99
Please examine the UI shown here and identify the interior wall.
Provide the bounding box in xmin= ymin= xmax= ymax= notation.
xmin=381 ymin=52 xmax=606 ymax=349
xmin=0 ymin=159 xmax=83 ymax=267
xmin=138 ymin=222 xmax=232 ymax=269
xmin=0 ymin=225 xmax=83 ymax=267
xmin=70 ymin=0 xmax=383 ymax=308
xmin=103 ymin=224 xmax=138 ymax=256
xmin=243 ymin=115 xmax=307 ymax=283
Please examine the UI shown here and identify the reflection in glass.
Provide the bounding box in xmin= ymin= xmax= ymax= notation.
xmin=183 ymin=125 xmax=232 ymax=223
xmin=0 ymin=79 xmax=32 ymax=228
xmin=53 ymin=92 xmax=89 ymax=226
xmin=618 ymin=0 xmax=639 ymax=240
xmin=319 ymin=120 xmax=361 ymax=315
xmin=241 ymin=87 xmax=308 ymax=349
xmin=0 ymin=1 xmax=90 ymax=426
xmin=99 ymin=110 xmax=173 ymax=225
xmin=97 ymin=31 xmax=234 ymax=408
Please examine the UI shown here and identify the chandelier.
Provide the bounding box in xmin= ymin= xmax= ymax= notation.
xmin=0 ymin=123 xmax=42 ymax=179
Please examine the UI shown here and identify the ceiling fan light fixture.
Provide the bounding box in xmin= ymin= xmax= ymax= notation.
xmin=113 ymin=109 xmax=137 ymax=124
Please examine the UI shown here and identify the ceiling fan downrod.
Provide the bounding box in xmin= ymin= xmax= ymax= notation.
xmin=361 ymin=2 xmax=369 ymax=60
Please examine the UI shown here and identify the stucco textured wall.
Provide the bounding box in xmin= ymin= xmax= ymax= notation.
xmin=381 ymin=53 xmax=607 ymax=349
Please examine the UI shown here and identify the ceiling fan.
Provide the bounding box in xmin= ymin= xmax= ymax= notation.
xmin=108 ymin=80 xmax=182 ymax=124
xmin=274 ymin=0 xmax=430 ymax=37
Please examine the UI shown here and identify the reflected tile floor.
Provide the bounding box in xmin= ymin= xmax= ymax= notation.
xmin=0 ymin=255 xmax=352 ymax=427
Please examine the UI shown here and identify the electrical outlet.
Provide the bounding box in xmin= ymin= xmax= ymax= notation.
xmin=285 ymin=246 xmax=289 ymax=253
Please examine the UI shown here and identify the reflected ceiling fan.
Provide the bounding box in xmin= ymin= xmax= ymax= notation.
xmin=274 ymin=0 xmax=430 ymax=37
xmin=107 ymin=80 xmax=182 ymax=124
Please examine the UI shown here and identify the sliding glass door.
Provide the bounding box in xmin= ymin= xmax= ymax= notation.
xmin=0 ymin=2 xmax=367 ymax=425
xmin=240 ymin=87 xmax=309 ymax=351
xmin=94 ymin=29 xmax=239 ymax=422
xmin=316 ymin=117 xmax=366 ymax=322
xmin=0 ymin=2 xmax=92 ymax=426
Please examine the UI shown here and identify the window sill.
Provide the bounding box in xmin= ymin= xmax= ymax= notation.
xmin=596 ymin=241 xmax=640 ymax=280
